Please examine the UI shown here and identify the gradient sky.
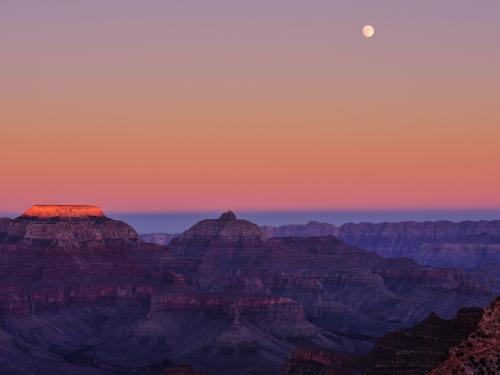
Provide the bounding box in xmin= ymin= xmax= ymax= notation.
xmin=1 ymin=1 xmax=499 ymax=213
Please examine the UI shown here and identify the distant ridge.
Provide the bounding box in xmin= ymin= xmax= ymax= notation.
xmin=141 ymin=219 xmax=500 ymax=268
xmin=0 ymin=210 xmax=496 ymax=374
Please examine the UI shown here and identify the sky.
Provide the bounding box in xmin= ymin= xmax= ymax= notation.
xmin=1 ymin=1 xmax=499 ymax=213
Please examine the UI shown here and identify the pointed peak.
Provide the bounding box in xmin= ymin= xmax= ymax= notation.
xmin=219 ymin=211 xmax=237 ymax=221
xmin=175 ymin=211 xmax=264 ymax=242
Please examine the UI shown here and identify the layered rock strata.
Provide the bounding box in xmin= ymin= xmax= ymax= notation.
xmin=0 ymin=209 xmax=496 ymax=375
xmin=428 ymin=297 xmax=500 ymax=374
xmin=263 ymin=220 xmax=500 ymax=268
xmin=1 ymin=205 xmax=138 ymax=245
xmin=283 ymin=305 xmax=486 ymax=375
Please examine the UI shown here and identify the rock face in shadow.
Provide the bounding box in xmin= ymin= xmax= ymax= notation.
xmin=0 ymin=209 xmax=496 ymax=375
xmin=282 ymin=347 xmax=354 ymax=374
xmin=264 ymin=220 xmax=500 ymax=268
xmin=468 ymin=263 xmax=500 ymax=294
xmin=360 ymin=307 xmax=484 ymax=374
xmin=141 ymin=233 xmax=179 ymax=246
xmin=174 ymin=211 xmax=264 ymax=244
xmin=261 ymin=221 xmax=339 ymax=239
xmin=0 ymin=210 xmax=343 ymax=374
xmin=0 ymin=217 xmax=10 ymax=228
xmin=163 ymin=364 xmax=209 ymax=375
xmin=138 ymin=219 xmax=500 ymax=269
xmin=338 ymin=221 xmax=500 ymax=268
xmin=429 ymin=297 xmax=500 ymax=375
xmin=283 ymin=305 xmax=486 ymax=375
xmin=168 ymin=213 xmax=492 ymax=326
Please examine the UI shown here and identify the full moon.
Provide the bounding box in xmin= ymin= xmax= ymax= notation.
xmin=362 ymin=25 xmax=375 ymax=38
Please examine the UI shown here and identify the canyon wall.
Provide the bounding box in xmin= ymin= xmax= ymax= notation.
xmin=260 ymin=220 xmax=500 ymax=268
xmin=0 ymin=208 xmax=496 ymax=374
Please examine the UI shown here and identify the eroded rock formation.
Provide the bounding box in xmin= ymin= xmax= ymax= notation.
xmin=428 ymin=297 xmax=500 ymax=375
xmin=261 ymin=221 xmax=339 ymax=239
xmin=263 ymin=220 xmax=500 ymax=268
xmin=22 ymin=205 xmax=105 ymax=218
xmin=283 ymin=304 xmax=486 ymax=375
xmin=282 ymin=347 xmax=354 ymax=374
xmin=338 ymin=221 xmax=500 ymax=268
xmin=163 ymin=364 xmax=209 ymax=375
xmin=0 ymin=208 xmax=496 ymax=374
xmin=141 ymin=232 xmax=179 ymax=246
xmin=1 ymin=205 xmax=138 ymax=245
xmin=144 ymin=219 xmax=500 ymax=268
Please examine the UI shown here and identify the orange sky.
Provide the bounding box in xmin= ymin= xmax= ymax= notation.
xmin=1 ymin=1 xmax=499 ymax=212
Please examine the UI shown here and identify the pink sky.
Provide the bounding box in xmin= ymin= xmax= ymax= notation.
xmin=1 ymin=1 xmax=499 ymax=212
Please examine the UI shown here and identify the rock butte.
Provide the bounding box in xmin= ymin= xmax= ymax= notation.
xmin=21 ymin=205 xmax=105 ymax=218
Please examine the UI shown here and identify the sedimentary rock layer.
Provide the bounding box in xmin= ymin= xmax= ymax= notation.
xmin=1 ymin=205 xmax=138 ymax=244
xmin=428 ymin=297 xmax=500 ymax=375
xmin=0 ymin=209 xmax=496 ymax=374
xmin=262 ymin=220 xmax=500 ymax=268
xmin=283 ymin=304 xmax=486 ymax=375
xmin=22 ymin=205 xmax=105 ymax=218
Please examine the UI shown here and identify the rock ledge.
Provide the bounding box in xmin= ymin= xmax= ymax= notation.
xmin=21 ymin=205 xmax=105 ymax=219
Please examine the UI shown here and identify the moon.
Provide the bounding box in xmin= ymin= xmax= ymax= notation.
xmin=362 ymin=25 xmax=375 ymax=38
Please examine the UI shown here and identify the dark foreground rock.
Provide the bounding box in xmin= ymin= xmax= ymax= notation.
xmin=283 ymin=303 xmax=488 ymax=375
xmin=428 ymin=297 xmax=500 ymax=375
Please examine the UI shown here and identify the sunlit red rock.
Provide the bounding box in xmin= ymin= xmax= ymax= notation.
xmin=21 ymin=205 xmax=105 ymax=218
xmin=2 ymin=204 xmax=138 ymax=244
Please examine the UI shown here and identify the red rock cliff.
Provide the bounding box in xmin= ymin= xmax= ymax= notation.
xmin=22 ymin=205 xmax=105 ymax=218
xmin=3 ymin=205 xmax=138 ymax=244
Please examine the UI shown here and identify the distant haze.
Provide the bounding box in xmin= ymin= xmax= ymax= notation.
xmin=108 ymin=210 xmax=500 ymax=234
xmin=2 ymin=209 xmax=499 ymax=233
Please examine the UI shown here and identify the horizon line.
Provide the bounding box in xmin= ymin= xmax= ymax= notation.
xmin=3 ymin=207 xmax=500 ymax=216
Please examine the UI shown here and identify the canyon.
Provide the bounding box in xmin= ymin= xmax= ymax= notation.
xmin=262 ymin=220 xmax=500 ymax=268
xmin=143 ymin=220 xmax=500 ymax=268
xmin=0 ymin=206 xmax=498 ymax=374
xmin=338 ymin=221 xmax=500 ymax=268
xmin=284 ymin=297 xmax=500 ymax=374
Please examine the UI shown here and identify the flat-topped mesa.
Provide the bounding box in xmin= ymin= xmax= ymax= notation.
xmin=5 ymin=205 xmax=138 ymax=244
xmin=21 ymin=205 xmax=105 ymax=219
